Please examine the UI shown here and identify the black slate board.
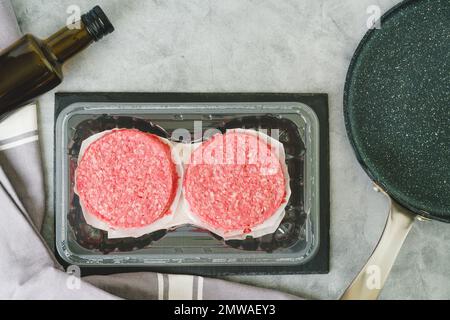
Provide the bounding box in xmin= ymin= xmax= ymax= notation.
xmin=54 ymin=93 xmax=330 ymax=276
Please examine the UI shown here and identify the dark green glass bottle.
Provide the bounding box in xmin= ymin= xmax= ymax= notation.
xmin=0 ymin=6 xmax=114 ymax=118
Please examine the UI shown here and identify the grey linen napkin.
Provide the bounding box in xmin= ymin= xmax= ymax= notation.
xmin=0 ymin=0 xmax=45 ymax=230
xmin=0 ymin=0 xmax=298 ymax=300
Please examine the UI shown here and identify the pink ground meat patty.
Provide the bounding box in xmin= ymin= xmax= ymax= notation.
xmin=184 ymin=131 xmax=286 ymax=232
xmin=75 ymin=129 xmax=178 ymax=229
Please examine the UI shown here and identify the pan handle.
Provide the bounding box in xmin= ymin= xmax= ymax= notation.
xmin=340 ymin=192 xmax=416 ymax=300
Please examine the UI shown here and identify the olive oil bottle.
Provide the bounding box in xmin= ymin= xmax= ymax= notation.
xmin=0 ymin=6 xmax=114 ymax=117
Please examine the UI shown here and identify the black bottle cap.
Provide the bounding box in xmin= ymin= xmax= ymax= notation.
xmin=81 ymin=6 xmax=115 ymax=41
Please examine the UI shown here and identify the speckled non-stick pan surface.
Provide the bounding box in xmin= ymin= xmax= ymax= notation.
xmin=344 ymin=0 xmax=450 ymax=222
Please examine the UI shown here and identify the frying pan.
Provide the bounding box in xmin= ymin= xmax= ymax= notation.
xmin=341 ymin=0 xmax=450 ymax=299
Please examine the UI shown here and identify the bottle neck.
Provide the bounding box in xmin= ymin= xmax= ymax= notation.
xmin=44 ymin=21 xmax=94 ymax=64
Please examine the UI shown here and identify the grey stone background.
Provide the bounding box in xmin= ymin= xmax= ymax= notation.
xmin=10 ymin=0 xmax=450 ymax=300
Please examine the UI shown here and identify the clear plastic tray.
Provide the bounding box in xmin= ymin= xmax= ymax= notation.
xmin=55 ymin=102 xmax=320 ymax=267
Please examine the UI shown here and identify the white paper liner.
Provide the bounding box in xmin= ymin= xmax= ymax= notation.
xmin=74 ymin=129 xmax=291 ymax=241
xmin=74 ymin=129 xmax=184 ymax=239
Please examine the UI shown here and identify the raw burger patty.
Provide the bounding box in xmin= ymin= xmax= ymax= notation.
xmin=75 ymin=129 xmax=178 ymax=229
xmin=184 ymin=131 xmax=286 ymax=232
